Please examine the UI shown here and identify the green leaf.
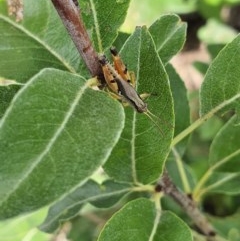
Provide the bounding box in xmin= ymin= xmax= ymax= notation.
xmin=21 ymin=0 xmax=50 ymax=33
xmin=0 ymin=0 xmax=80 ymax=117
xmin=200 ymin=116 xmax=240 ymax=195
xmin=112 ymin=31 xmax=130 ymax=51
xmin=0 ymin=85 xmax=21 ymax=118
xmin=166 ymin=160 xmax=196 ymax=192
xmin=0 ymin=1 xmax=7 ymax=15
xmin=209 ymin=116 xmax=240 ymax=172
xmin=198 ymin=116 xmax=223 ymax=141
xmin=154 ymin=211 xmax=192 ymax=241
xmin=1 ymin=0 xmax=81 ymax=72
xmin=193 ymin=61 xmax=209 ymax=75
xmin=104 ymin=26 xmax=174 ymax=184
xmin=40 ymin=180 xmax=131 ymax=233
xmin=207 ymin=44 xmax=225 ymax=59
xmin=0 ymin=68 xmax=125 ymax=219
xmin=197 ymin=0 xmax=222 ymax=20
xmin=200 ymin=34 xmax=240 ymax=116
xmin=149 ymin=14 xmax=187 ymax=64
xmin=81 ymin=0 xmax=131 ymax=52
xmin=91 ymin=181 xmax=132 ymax=208
xmin=0 ymin=207 xmax=50 ymax=241
xmin=205 ymin=172 xmax=240 ymax=195
xmin=22 ymin=0 xmax=80 ymax=72
xmin=166 ymin=64 xmax=190 ymax=152
xmin=209 ymin=210 xmax=240 ymax=240
xmin=163 ymin=64 xmax=190 ymax=193
xmin=98 ymin=198 xmax=192 ymax=241
xmin=0 ymin=12 xmax=75 ymax=83
xmin=68 ymin=216 xmax=98 ymax=241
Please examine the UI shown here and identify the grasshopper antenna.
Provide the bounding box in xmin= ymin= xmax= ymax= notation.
xmin=143 ymin=110 xmax=165 ymax=137
xmin=143 ymin=109 xmax=174 ymax=137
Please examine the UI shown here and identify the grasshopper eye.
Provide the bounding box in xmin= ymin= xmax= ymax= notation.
xmin=98 ymin=54 xmax=108 ymax=65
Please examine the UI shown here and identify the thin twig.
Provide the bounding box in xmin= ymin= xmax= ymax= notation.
xmin=156 ymin=170 xmax=216 ymax=238
xmin=51 ymin=0 xmax=102 ymax=77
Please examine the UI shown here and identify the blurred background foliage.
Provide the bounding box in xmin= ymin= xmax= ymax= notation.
xmin=122 ymin=0 xmax=239 ymax=44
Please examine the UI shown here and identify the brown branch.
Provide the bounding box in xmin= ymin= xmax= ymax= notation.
xmin=51 ymin=0 xmax=102 ymax=77
xmin=156 ymin=170 xmax=216 ymax=238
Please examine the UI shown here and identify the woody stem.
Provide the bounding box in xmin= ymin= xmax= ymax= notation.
xmin=51 ymin=0 xmax=102 ymax=77
xmin=156 ymin=170 xmax=216 ymax=238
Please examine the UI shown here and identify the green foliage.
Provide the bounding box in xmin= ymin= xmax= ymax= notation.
xmin=104 ymin=26 xmax=174 ymax=184
xmin=200 ymin=35 xmax=240 ymax=116
xmin=39 ymin=180 xmax=131 ymax=233
xmin=0 ymin=14 xmax=72 ymax=82
xmin=197 ymin=0 xmax=240 ymax=20
xmin=166 ymin=63 xmax=190 ymax=154
xmin=0 ymin=69 xmax=124 ymax=219
xmin=149 ymin=14 xmax=187 ymax=64
xmin=81 ymin=0 xmax=131 ymax=52
xmin=1 ymin=0 xmax=240 ymax=240
xmin=98 ymin=198 xmax=192 ymax=241
xmin=0 ymin=208 xmax=50 ymax=241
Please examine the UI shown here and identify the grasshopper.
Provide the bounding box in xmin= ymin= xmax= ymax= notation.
xmin=98 ymin=51 xmax=147 ymax=113
xmin=98 ymin=47 xmax=167 ymax=135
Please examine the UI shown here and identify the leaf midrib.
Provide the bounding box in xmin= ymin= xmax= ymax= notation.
xmin=156 ymin=20 xmax=183 ymax=53
xmin=40 ymin=187 xmax=132 ymax=230
xmin=204 ymin=173 xmax=239 ymax=193
xmin=0 ymin=70 xmax=88 ymax=206
xmin=89 ymin=0 xmax=102 ymax=52
xmin=0 ymin=14 xmax=76 ymax=73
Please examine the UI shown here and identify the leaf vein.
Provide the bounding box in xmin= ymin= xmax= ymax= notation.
xmin=40 ymin=187 xmax=131 ymax=229
xmin=0 ymin=14 xmax=76 ymax=73
xmin=0 ymin=75 xmax=89 ymax=205
xmin=89 ymin=0 xmax=103 ymax=52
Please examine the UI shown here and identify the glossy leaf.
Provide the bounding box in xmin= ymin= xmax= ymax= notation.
xmin=149 ymin=14 xmax=187 ymax=64
xmin=200 ymin=34 xmax=240 ymax=116
xmin=0 ymin=68 xmax=125 ymax=219
xmin=40 ymin=180 xmax=131 ymax=233
xmin=81 ymin=0 xmax=130 ymax=52
xmin=98 ymin=198 xmax=192 ymax=241
xmin=104 ymin=26 xmax=174 ymax=184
